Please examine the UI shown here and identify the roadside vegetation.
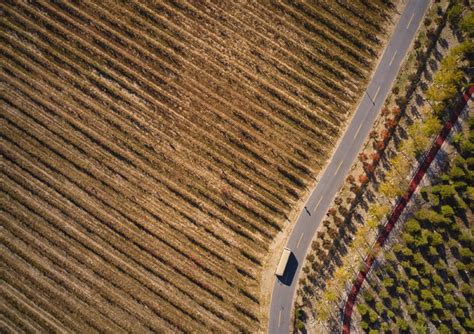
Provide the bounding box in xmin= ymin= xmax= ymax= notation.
xmin=357 ymin=112 xmax=474 ymax=333
xmin=0 ymin=0 xmax=395 ymax=332
xmin=294 ymin=1 xmax=473 ymax=332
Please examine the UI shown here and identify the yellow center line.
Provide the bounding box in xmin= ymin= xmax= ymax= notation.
xmin=313 ymin=197 xmax=323 ymax=213
xmin=354 ymin=123 xmax=363 ymax=138
xmin=407 ymin=12 xmax=415 ymax=29
xmin=389 ymin=50 xmax=398 ymax=66
xmin=296 ymin=233 xmax=304 ymax=249
xmin=334 ymin=160 xmax=344 ymax=176
xmin=278 ymin=309 xmax=282 ymax=327
xmin=373 ymin=86 xmax=381 ymax=101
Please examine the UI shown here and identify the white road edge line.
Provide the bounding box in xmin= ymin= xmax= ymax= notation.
xmin=354 ymin=123 xmax=363 ymax=138
xmin=407 ymin=12 xmax=415 ymax=29
xmin=373 ymin=86 xmax=381 ymax=101
xmin=334 ymin=160 xmax=344 ymax=176
xmin=278 ymin=309 xmax=282 ymax=327
xmin=389 ymin=50 xmax=398 ymax=66
xmin=296 ymin=233 xmax=304 ymax=249
xmin=313 ymin=197 xmax=323 ymax=213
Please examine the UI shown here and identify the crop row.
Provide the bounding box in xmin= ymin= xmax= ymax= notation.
xmin=0 ymin=0 xmax=392 ymax=331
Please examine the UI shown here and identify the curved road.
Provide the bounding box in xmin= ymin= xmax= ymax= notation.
xmin=268 ymin=1 xmax=430 ymax=333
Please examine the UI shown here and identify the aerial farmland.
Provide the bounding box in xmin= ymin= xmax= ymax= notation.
xmin=0 ymin=1 xmax=394 ymax=332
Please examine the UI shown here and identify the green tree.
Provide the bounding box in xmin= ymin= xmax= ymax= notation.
xmin=357 ymin=303 xmax=369 ymax=316
xmin=422 ymin=114 xmax=442 ymax=137
xmin=368 ymin=309 xmax=378 ymax=324
xmin=396 ymin=318 xmax=409 ymax=331
xmin=406 ymin=219 xmax=421 ymax=234
xmin=460 ymin=10 xmax=474 ymax=37
xmin=408 ymin=279 xmax=419 ymax=291
xmin=420 ymin=301 xmax=432 ymax=312
xmin=368 ymin=203 xmax=390 ymax=221
xmin=414 ymin=320 xmax=428 ymax=334
xmin=401 ymin=137 xmax=416 ymax=158
xmin=391 ymin=154 xmax=411 ymax=176
xmin=438 ymin=324 xmax=450 ymax=334
xmin=448 ymin=4 xmax=462 ymax=28
xmin=381 ymin=170 xmax=408 ymax=198
xmin=296 ymin=320 xmax=304 ymax=331
xmin=426 ymin=63 xmax=464 ymax=114
xmin=408 ymin=121 xmax=430 ymax=154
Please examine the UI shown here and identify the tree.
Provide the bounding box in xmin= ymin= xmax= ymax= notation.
xmin=430 ymin=232 xmax=443 ymax=246
xmin=420 ymin=301 xmax=432 ymax=312
xmin=327 ymin=226 xmax=338 ymax=238
xmin=328 ymin=207 xmax=337 ymax=216
xmin=448 ymin=4 xmax=462 ymax=28
xmin=296 ymin=320 xmax=304 ymax=331
xmin=339 ymin=206 xmax=348 ymax=216
xmin=400 ymin=137 xmax=416 ymax=159
xmin=381 ymin=129 xmax=390 ymax=143
xmin=408 ymin=279 xmax=419 ymax=291
xmin=334 ymin=267 xmax=349 ymax=291
xmin=380 ymin=169 xmax=408 ymax=198
xmin=367 ymin=218 xmax=378 ymax=231
xmin=391 ymin=106 xmax=401 ymax=118
xmin=358 ymin=152 xmax=368 ymax=162
xmin=460 ymin=10 xmax=474 ymax=37
xmin=346 ymin=174 xmax=355 ymax=184
xmin=364 ymin=163 xmax=375 ymax=175
xmin=352 ymin=226 xmax=370 ymax=256
xmin=438 ymin=324 xmax=450 ymax=334
xmin=359 ymin=174 xmax=369 ymax=185
xmin=368 ymin=203 xmax=390 ymax=221
xmin=405 ymin=219 xmax=421 ymax=234
xmin=408 ymin=122 xmax=430 ymax=155
xmin=350 ymin=184 xmax=360 ymax=194
xmin=316 ymin=305 xmax=330 ymax=322
xmin=370 ymin=152 xmax=381 ymax=164
xmin=440 ymin=205 xmax=454 ymax=218
xmin=426 ymin=43 xmax=467 ymax=114
xmin=391 ymin=154 xmax=410 ymax=176
xmin=322 ymin=287 xmax=337 ymax=303
xmin=384 ymin=118 xmax=397 ymax=130
xmin=422 ymin=114 xmax=442 ymax=137
xmin=374 ymin=140 xmax=386 ymax=151
xmin=396 ymin=318 xmax=409 ymax=331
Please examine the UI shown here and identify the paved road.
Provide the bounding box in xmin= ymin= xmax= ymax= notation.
xmin=268 ymin=1 xmax=431 ymax=332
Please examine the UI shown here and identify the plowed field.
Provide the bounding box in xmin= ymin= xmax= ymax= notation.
xmin=0 ymin=1 xmax=393 ymax=332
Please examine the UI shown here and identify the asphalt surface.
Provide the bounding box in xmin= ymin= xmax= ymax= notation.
xmin=267 ymin=1 xmax=431 ymax=332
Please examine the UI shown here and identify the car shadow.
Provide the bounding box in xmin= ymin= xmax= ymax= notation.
xmin=277 ymin=253 xmax=298 ymax=286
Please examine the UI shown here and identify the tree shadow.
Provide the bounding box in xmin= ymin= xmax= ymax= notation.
xmin=423 ymin=69 xmax=433 ymax=81
xmin=415 ymin=93 xmax=425 ymax=106
xmin=438 ymin=37 xmax=449 ymax=49
xmin=433 ymin=47 xmax=443 ymax=61
xmin=420 ymin=81 xmax=429 ymax=92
